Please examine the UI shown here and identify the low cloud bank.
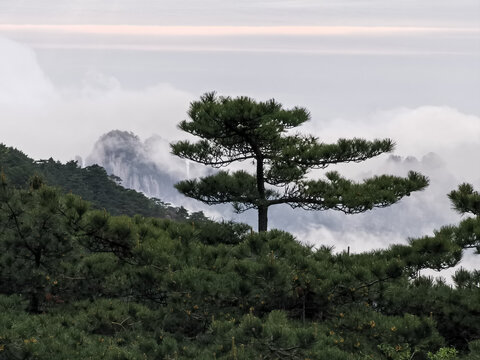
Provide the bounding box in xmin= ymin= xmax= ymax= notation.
xmin=293 ymin=106 xmax=480 ymax=251
xmin=0 ymin=37 xmax=193 ymax=163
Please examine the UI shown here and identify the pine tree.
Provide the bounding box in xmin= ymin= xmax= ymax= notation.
xmin=0 ymin=174 xmax=87 ymax=312
xmin=171 ymin=92 xmax=429 ymax=231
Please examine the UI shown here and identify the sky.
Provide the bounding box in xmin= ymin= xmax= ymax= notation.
xmin=0 ymin=0 xmax=479 ymax=272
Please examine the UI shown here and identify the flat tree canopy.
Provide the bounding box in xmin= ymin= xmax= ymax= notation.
xmin=171 ymin=92 xmax=429 ymax=231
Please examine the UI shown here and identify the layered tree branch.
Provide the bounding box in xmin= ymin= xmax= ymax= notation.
xmin=175 ymin=171 xmax=279 ymax=213
xmin=268 ymin=171 xmax=429 ymax=213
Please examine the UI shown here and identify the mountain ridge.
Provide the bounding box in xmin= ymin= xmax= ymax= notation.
xmin=0 ymin=142 xmax=198 ymax=221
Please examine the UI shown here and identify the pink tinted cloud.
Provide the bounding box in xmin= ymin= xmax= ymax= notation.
xmin=1 ymin=24 xmax=479 ymax=36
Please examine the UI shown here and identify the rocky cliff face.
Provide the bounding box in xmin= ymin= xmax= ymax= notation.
xmin=85 ymin=130 xmax=185 ymax=203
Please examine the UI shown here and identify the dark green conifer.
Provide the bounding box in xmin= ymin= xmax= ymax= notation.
xmin=0 ymin=176 xmax=88 ymax=312
xmin=171 ymin=92 xmax=429 ymax=231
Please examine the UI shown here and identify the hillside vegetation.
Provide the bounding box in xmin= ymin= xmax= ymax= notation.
xmin=0 ymin=144 xmax=198 ymax=221
xmin=0 ymin=152 xmax=478 ymax=359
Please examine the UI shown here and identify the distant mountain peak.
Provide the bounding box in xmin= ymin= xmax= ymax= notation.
xmin=86 ymin=130 xmax=184 ymax=201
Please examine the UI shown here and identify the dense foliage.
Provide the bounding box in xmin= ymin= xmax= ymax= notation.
xmin=171 ymin=93 xmax=429 ymax=231
xmin=0 ymin=171 xmax=478 ymax=359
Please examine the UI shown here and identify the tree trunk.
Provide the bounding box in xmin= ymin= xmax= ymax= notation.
xmin=258 ymin=205 xmax=268 ymax=232
xmin=255 ymin=153 xmax=268 ymax=232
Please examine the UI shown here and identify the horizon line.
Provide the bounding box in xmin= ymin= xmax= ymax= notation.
xmin=28 ymin=42 xmax=477 ymax=56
